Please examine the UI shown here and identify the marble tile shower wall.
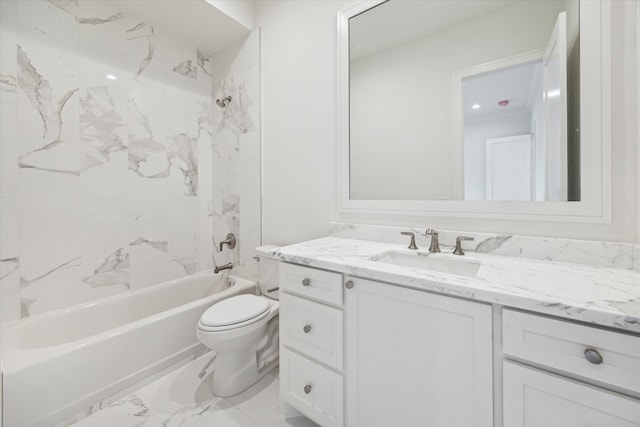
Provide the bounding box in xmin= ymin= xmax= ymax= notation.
xmin=0 ymin=0 xmax=260 ymax=321
xmin=210 ymin=31 xmax=261 ymax=281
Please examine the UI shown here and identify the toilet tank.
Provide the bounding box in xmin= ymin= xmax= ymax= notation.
xmin=256 ymin=245 xmax=280 ymax=299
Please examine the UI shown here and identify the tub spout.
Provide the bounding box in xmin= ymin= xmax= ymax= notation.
xmin=214 ymin=263 xmax=233 ymax=274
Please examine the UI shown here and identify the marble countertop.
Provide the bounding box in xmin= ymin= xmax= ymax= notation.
xmin=274 ymin=237 xmax=640 ymax=334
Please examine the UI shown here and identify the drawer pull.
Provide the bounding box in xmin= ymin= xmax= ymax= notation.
xmin=302 ymin=278 xmax=310 ymax=286
xmin=584 ymin=348 xmax=603 ymax=364
xmin=303 ymin=324 xmax=312 ymax=333
xmin=345 ymin=280 xmax=354 ymax=289
xmin=304 ymin=384 xmax=312 ymax=394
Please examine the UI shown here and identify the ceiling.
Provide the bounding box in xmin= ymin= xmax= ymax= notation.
xmin=463 ymin=60 xmax=542 ymax=119
xmin=112 ymin=0 xmax=252 ymax=56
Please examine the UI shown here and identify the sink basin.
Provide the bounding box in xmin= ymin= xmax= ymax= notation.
xmin=372 ymin=251 xmax=480 ymax=277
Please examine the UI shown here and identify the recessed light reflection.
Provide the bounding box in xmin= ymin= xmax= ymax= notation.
xmin=106 ymin=74 xmax=117 ymax=80
xmin=547 ymin=89 xmax=560 ymax=98
xmin=472 ymin=104 xmax=481 ymax=109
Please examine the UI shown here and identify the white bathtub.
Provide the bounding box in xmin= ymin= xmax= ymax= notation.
xmin=0 ymin=272 xmax=256 ymax=427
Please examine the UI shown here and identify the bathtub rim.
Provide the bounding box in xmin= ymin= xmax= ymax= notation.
xmin=1 ymin=272 xmax=257 ymax=372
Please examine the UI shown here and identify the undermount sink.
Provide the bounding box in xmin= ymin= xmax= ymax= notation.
xmin=372 ymin=251 xmax=481 ymax=277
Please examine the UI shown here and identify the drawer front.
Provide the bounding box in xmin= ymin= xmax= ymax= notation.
xmin=280 ymin=349 xmax=344 ymax=427
xmin=503 ymin=309 xmax=640 ymax=394
xmin=280 ymin=262 xmax=343 ymax=306
xmin=281 ymin=293 xmax=343 ymax=370
xmin=504 ymin=361 xmax=640 ymax=426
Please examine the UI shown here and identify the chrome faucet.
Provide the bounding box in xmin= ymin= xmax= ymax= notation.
xmin=219 ymin=233 xmax=236 ymax=252
xmin=400 ymin=231 xmax=418 ymax=249
xmin=453 ymin=236 xmax=475 ymax=255
xmin=214 ymin=263 xmax=233 ymax=273
xmin=426 ymin=229 xmax=441 ymax=252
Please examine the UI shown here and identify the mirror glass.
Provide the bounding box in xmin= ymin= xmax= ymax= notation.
xmin=349 ymin=0 xmax=580 ymax=202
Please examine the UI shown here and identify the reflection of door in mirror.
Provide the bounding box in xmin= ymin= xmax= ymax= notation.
xmin=485 ymin=135 xmax=532 ymax=201
xmin=461 ymin=57 xmax=542 ymax=201
xmin=543 ymin=11 xmax=568 ymax=201
xmin=460 ymin=10 xmax=575 ymax=202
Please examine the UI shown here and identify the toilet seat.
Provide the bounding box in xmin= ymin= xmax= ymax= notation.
xmin=198 ymin=295 xmax=271 ymax=332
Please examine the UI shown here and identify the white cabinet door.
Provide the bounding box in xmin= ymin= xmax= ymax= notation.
xmin=503 ymin=361 xmax=640 ymax=427
xmin=345 ymin=278 xmax=493 ymax=427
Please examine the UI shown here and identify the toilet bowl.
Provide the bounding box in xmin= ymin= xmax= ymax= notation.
xmin=196 ymin=246 xmax=280 ymax=397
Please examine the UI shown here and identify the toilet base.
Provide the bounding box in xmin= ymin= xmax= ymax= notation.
xmin=211 ymin=317 xmax=279 ymax=397
xmin=212 ymin=350 xmax=278 ymax=397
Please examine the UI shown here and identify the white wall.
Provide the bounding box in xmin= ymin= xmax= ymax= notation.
xmin=257 ymin=0 xmax=354 ymax=246
xmin=350 ymin=47 xmax=454 ymax=200
xmin=257 ymin=0 xmax=639 ymax=244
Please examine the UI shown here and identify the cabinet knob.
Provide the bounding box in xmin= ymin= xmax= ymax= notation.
xmin=345 ymin=280 xmax=354 ymax=289
xmin=302 ymin=278 xmax=310 ymax=286
xmin=304 ymin=384 xmax=312 ymax=394
xmin=303 ymin=324 xmax=312 ymax=333
xmin=584 ymin=348 xmax=603 ymax=364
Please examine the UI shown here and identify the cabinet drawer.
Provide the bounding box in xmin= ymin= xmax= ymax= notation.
xmin=280 ymin=262 xmax=343 ymax=306
xmin=503 ymin=309 xmax=640 ymax=394
xmin=504 ymin=361 xmax=640 ymax=426
xmin=281 ymin=293 xmax=343 ymax=370
xmin=280 ymin=349 xmax=344 ymax=427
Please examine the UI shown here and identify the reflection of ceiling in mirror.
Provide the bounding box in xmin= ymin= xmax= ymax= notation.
xmin=350 ymin=0 xmax=519 ymax=62
xmin=463 ymin=61 xmax=542 ymax=118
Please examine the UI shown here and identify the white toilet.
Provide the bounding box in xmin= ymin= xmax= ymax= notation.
xmin=197 ymin=246 xmax=280 ymax=397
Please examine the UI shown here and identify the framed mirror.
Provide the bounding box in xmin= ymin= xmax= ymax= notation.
xmin=338 ymin=0 xmax=611 ymax=221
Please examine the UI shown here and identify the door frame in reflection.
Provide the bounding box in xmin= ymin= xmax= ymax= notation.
xmin=453 ymin=49 xmax=544 ymax=200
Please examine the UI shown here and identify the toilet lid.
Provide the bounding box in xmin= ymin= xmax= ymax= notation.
xmin=200 ymin=294 xmax=270 ymax=327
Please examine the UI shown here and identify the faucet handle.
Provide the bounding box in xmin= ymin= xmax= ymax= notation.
xmin=400 ymin=232 xmax=418 ymax=250
xmin=219 ymin=232 xmax=237 ymax=252
xmin=426 ymin=229 xmax=441 ymax=253
xmin=453 ymin=236 xmax=474 ymax=255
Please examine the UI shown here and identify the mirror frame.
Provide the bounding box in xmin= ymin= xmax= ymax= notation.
xmin=337 ymin=0 xmax=611 ymax=222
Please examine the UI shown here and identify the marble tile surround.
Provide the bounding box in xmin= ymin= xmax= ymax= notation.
xmin=0 ymin=0 xmax=261 ymax=321
xmin=329 ymin=222 xmax=640 ymax=270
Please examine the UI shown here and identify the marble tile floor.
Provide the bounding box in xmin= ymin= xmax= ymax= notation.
xmin=68 ymin=353 xmax=319 ymax=427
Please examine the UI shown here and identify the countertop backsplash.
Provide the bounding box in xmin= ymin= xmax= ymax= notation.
xmin=329 ymin=222 xmax=639 ymax=270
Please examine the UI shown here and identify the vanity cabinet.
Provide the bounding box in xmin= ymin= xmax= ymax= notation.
xmin=502 ymin=309 xmax=640 ymax=426
xmin=344 ymin=276 xmax=493 ymax=427
xmin=279 ymin=262 xmax=345 ymax=427
xmin=278 ymin=261 xmax=640 ymax=427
